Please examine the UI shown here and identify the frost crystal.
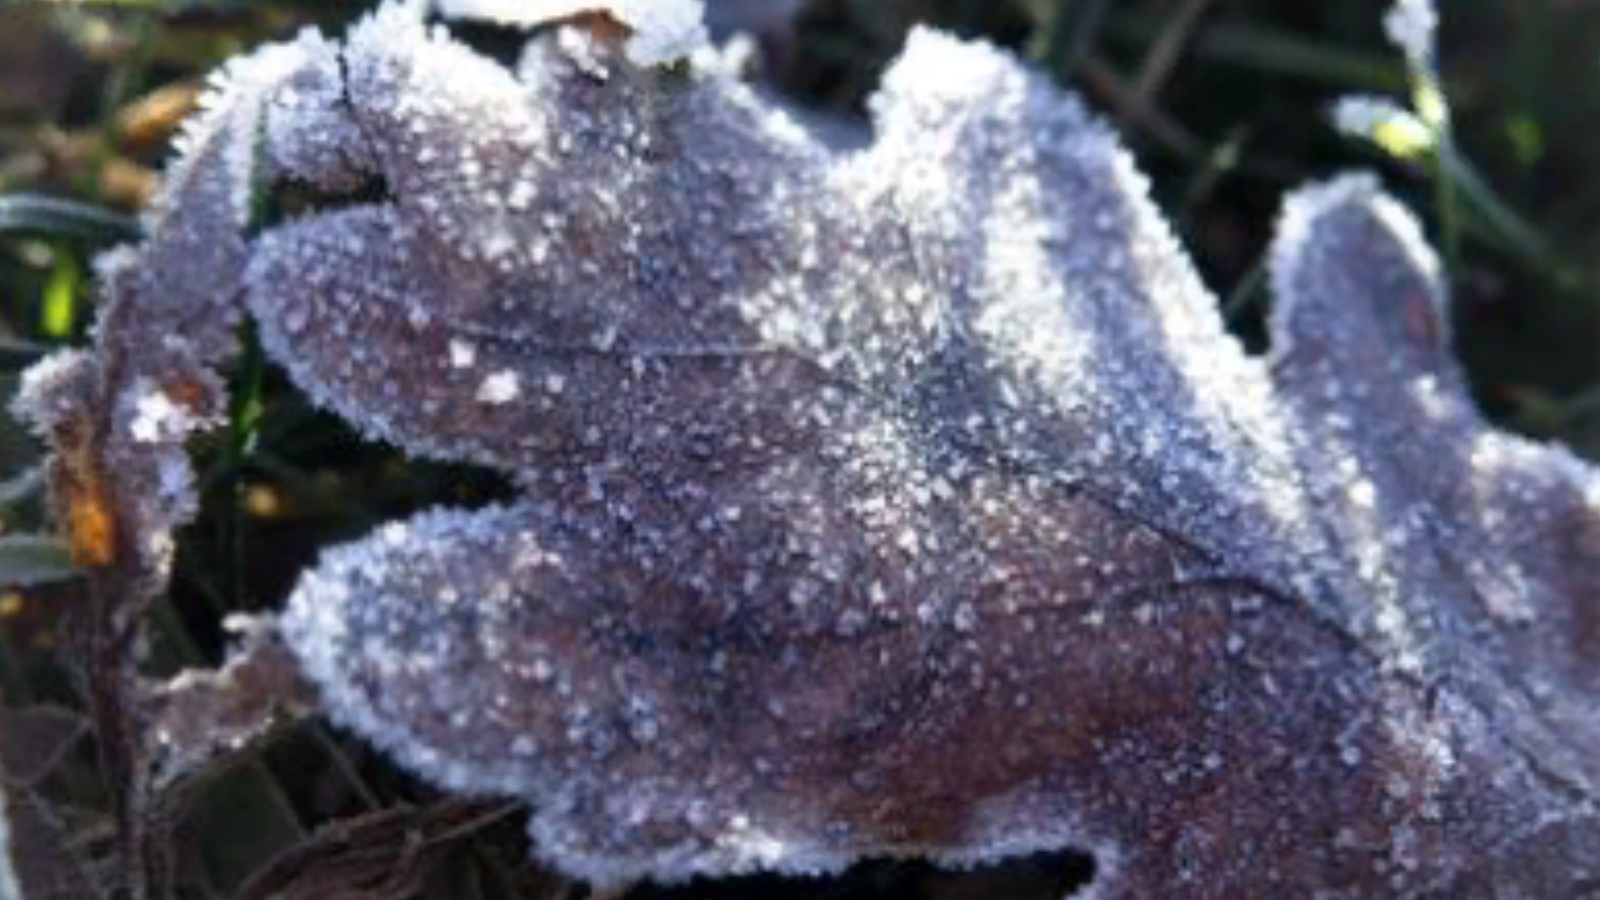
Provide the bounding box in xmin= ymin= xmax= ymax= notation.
xmin=1335 ymin=0 xmax=1447 ymax=151
xmin=1330 ymin=95 xmax=1431 ymax=156
xmin=1383 ymin=0 xmax=1438 ymax=74
xmin=475 ymin=370 xmax=521 ymax=404
xmin=14 ymin=0 xmax=1600 ymax=897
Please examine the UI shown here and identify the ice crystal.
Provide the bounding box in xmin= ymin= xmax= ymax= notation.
xmin=1334 ymin=0 xmax=1447 ymax=151
xmin=12 ymin=0 xmax=1600 ymax=897
xmin=1330 ymin=95 xmax=1433 ymax=158
xmin=1383 ymin=0 xmax=1439 ymax=75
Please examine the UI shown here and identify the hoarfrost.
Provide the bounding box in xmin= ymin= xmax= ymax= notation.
xmin=12 ymin=0 xmax=1600 ymax=897
xmin=475 ymin=370 xmax=522 ymax=405
xmin=1383 ymin=0 xmax=1439 ymax=74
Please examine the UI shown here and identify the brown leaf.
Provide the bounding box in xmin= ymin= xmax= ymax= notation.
xmin=11 ymin=1 xmax=1600 ymax=898
xmin=143 ymin=617 xmax=315 ymax=793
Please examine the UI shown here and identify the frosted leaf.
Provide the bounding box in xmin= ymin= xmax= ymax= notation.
xmin=228 ymin=6 xmax=1598 ymax=897
xmin=9 ymin=31 xmax=369 ymax=581
xmin=1268 ymin=174 xmax=1600 ymax=783
xmin=15 ymin=0 xmax=1600 ymax=897
xmin=144 ymin=616 xmax=315 ymax=790
xmin=9 ymin=348 xmax=92 ymax=436
xmin=5 ymin=32 xmax=378 ymax=894
xmin=263 ymin=30 xmax=376 ymax=190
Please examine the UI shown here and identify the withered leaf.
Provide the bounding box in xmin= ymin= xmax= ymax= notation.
xmin=10 ymin=1 xmax=1600 ymax=898
xmin=142 ymin=617 xmax=315 ymax=792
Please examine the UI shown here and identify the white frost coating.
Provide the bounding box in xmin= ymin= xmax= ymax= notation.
xmin=434 ymin=0 xmax=709 ymax=65
xmin=152 ymin=37 xmax=334 ymax=233
xmin=131 ymin=0 xmax=1600 ymax=893
xmin=1267 ymin=174 xmax=1446 ymax=368
xmin=528 ymin=809 xmax=856 ymax=892
xmin=476 ymin=370 xmax=521 ymax=404
xmin=127 ymin=378 xmax=195 ymax=443
xmin=868 ymin=27 xmax=1315 ymax=585
xmin=9 ymin=348 xmax=91 ymax=435
xmin=1329 ymin=2 xmax=1446 ymax=193
xmin=264 ymin=30 xmax=376 ymax=189
xmin=281 ymin=510 xmax=488 ymax=789
xmin=1330 ymin=94 xmax=1429 ymax=145
xmin=931 ymin=788 xmax=1117 ymax=888
xmin=280 ymin=505 xmax=580 ymax=799
xmin=873 ymin=27 xmax=1015 ymax=119
xmin=1383 ymin=0 xmax=1438 ymax=72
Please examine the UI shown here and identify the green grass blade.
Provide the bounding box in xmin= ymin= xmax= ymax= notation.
xmin=0 ymin=194 xmax=141 ymax=244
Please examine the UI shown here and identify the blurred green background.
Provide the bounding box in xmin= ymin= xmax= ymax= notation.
xmin=0 ymin=1 xmax=1597 ymax=897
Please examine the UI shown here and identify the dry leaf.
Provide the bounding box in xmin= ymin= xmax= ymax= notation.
xmin=10 ymin=1 xmax=1600 ymax=898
